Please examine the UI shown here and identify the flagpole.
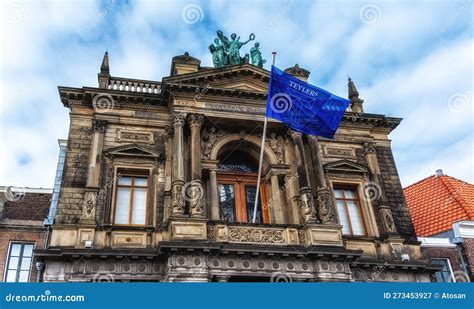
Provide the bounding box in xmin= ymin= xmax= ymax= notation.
xmin=252 ymin=52 xmax=277 ymax=223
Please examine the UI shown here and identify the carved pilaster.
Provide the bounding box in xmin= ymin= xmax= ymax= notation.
xmin=170 ymin=112 xmax=187 ymax=216
xmin=171 ymin=180 xmax=185 ymax=216
xmin=187 ymin=180 xmax=205 ymax=217
xmin=316 ymin=188 xmax=336 ymax=224
xmin=299 ymin=187 xmax=318 ymax=224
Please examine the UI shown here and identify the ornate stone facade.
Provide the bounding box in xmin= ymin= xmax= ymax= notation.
xmin=34 ymin=50 xmax=438 ymax=282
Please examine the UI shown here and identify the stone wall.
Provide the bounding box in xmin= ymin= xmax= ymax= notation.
xmin=376 ymin=146 xmax=416 ymax=242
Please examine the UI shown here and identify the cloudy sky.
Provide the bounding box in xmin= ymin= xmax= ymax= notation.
xmin=0 ymin=0 xmax=472 ymax=189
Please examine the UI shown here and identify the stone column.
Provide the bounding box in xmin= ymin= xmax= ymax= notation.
xmin=35 ymin=261 xmax=45 ymax=282
xmin=209 ymin=168 xmax=220 ymax=220
xmin=188 ymin=114 xmax=205 ymax=218
xmin=86 ymin=119 xmax=106 ymax=188
xmin=163 ymin=124 xmax=174 ymax=222
xmin=270 ymin=174 xmax=284 ymax=224
xmin=289 ymin=130 xmax=317 ymax=224
xmin=363 ymin=142 xmax=398 ymax=235
xmin=170 ymin=112 xmax=187 ymax=216
xmin=308 ymin=136 xmax=337 ymax=224
xmin=284 ymin=138 xmax=301 ymax=224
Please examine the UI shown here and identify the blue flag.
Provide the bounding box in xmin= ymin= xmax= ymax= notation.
xmin=265 ymin=66 xmax=350 ymax=139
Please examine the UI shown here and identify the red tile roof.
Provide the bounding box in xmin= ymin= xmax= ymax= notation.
xmin=404 ymin=173 xmax=474 ymax=237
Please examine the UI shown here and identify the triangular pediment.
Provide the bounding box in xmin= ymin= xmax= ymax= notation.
xmin=324 ymin=160 xmax=368 ymax=174
xmin=105 ymin=144 xmax=163 ymax=160
xmin=163 ymin=64 xmax=269 ymax=93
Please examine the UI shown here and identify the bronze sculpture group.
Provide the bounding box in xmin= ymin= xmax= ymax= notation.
xmin=209 ymin=30 xmax=266 ymax=68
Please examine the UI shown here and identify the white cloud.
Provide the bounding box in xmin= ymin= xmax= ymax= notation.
xmin=0 ymin=0 xmax=472 ymax=189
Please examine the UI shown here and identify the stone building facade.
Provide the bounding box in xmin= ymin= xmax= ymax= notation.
xmin=35 ymin=50 xmax=439 ymax=282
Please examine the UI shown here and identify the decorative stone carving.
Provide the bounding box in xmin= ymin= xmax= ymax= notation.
xmin=170 ymin=112 xmax=187 ymax=127
xmin=381 ymin=206 xmax=397 ymax=234
xmin=316 ymin=188 xmax=336 ymax=224
xmin=201 ymin=127 xmax=226 ymax=159
xmin=164 ymin=124 xmax=174 ymax=138
xmin=298 ymin=187 xmax=318 ymax=224
xmin=363 ymin=142 xmax=376 ymax=154
xmin=187 ymin=180 xmax=205 ymax=217
xmin=117 ymin=129 xmax=154 ymax=144
xmin=228 ymin=227 xmax=285 ymax=244
xmin=171 ymin=180 xmax=185 ymax=216
xmin=188 ymin=113 xmax=204 ymax=128
xmin=83 ymin=191 xmax=96 ymax=218
xmin=267 ymin=133 xmax=285 ymax=163
xmin=298 ymin=230 xmax=307 ymax=245
xmin=92 ymin=119 xmax=107 ymax=133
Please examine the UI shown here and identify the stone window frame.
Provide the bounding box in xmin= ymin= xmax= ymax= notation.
xmin=109 ymin=164 xmax=155 ymax=227
xmin=3 ymin=242 xmax=35 ymax=282
xmin=328 ymin=178 xmax=380 ymax=238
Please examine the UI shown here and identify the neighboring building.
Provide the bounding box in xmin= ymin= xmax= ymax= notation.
xmin=404 ymin=169 xmax=474 ymax=282
xmin=0 ymin=187 xmax=52 ymax=282
xmin=35 ymin=35 xmax=439 ymax=282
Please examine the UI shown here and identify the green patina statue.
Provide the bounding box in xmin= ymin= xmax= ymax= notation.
xmin=209 ymin=30 xmax=266 ymax=68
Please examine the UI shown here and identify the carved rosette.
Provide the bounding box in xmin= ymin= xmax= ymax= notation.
xmin=171 ymin=180 xmax=185 ymax=216
xmin=228 ymin=227 xmax=285 ymax=244
xmin=188 ymin=180 xmax=205 ymax=217
xmin=317 ymin=188 xmax=336 ymax=224
xmin=298 ymin=187 xmax=318 ymax=224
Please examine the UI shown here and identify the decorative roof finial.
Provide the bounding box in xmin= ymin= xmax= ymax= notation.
xmin=347 ymin=77 xmax=364 ymax=113
xmin=100 ymin=51 xmax=109 ymax=75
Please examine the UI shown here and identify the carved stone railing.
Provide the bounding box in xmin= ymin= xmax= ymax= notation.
xmin=108 ymin=76 xmax=161 ymax=94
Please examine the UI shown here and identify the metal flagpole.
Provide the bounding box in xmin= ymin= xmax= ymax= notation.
xmin=252 ymin=52 xmax=277 ymax=223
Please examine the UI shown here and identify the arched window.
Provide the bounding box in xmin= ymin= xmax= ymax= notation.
xmin=217 ymin=151 xmax=269 ymax=224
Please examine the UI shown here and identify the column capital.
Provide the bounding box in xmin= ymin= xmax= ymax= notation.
xmin=188 ymin=113 xmax=204 ymax=128
xmin=164 ymin=124 xmax=174 ymax=138
xmin=92 ymin=119 xmax=107 ymax=133
xmin=363 ymin=141 xmax=376 ymax=154
xmin=288 ymin=129 xmax=302 ymax=141
xmin=170 ymin=112 xmax=187 ymax=127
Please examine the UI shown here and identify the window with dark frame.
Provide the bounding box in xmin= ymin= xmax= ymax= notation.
xmin=4 ymin=243 xmax=34 ymax=282
xmin=334 ymin=187 xmax=366 ymax=236
xmin=431 ymin=258 xmax=454 ymax=282
xmin=113 ymin=173 xmax=149 ymax=226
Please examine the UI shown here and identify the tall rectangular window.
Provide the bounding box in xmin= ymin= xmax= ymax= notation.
xmin=114 ymin=174 xmax=148 ymax=225
xmin=334 ymin=188 xmax=366 ymax=236
xmin=4 ymin=243 xmax=34 ymax=282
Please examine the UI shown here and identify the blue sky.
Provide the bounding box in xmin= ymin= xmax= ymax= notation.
xmin=0 ymin=0 xmax=472 ymax=188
